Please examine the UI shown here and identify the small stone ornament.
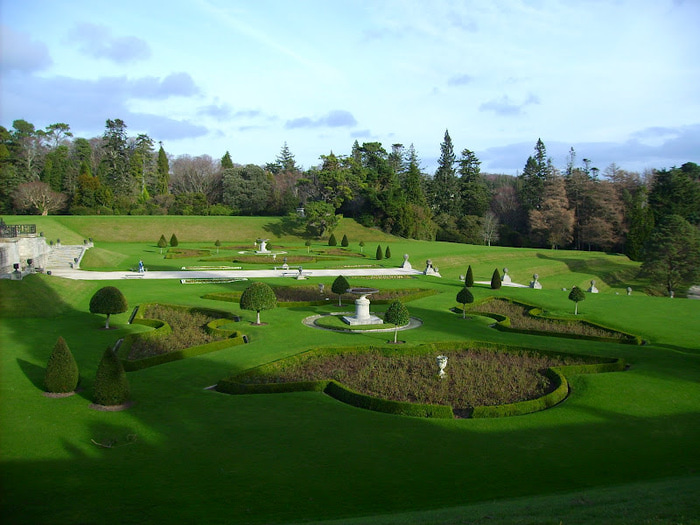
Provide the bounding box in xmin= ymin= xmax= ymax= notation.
xmin=436 ymin=355 xmax=448 ymax=378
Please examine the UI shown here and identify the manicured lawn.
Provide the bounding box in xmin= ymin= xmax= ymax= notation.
xmin=1 ymin=216 xmax=699 ymax=524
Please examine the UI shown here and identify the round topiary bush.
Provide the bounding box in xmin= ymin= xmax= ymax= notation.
xmin=569 ymin=285 xmax=586 ymax=315
xmin=93 ymin=347 xmax=130 ymax=406
xmin=89 ymin=286 xmax=128 ymax=329
xmin=456 ymin=286 xmax=474 ymax=318
xmin=240 ymin=281 xmax=277 ymax=325
xmin=384 ymin=300 xmax=410 ymax=343
xmin=331 ymin=275 xmax=350 ymax=306
xmin=44 ymin=336 xmax=80 ymax=393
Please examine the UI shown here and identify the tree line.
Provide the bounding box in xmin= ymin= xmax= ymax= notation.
xmin=1 ymin=119 xmax=698 ymax=261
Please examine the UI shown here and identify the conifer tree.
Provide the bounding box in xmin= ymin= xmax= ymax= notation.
xmin=93 ymin=347 xmax=130 ymax=406
xmin=169 ymin=233 xmax=179 ymax=247
xmin=44 ymin=336 xmax=80 ymax=393
xmin=341 ymin=234 xmax=349 ymax=247
xmin=376 ymin=245 xmax=383 ymax=260
xmin=385 ymin=246 xmax=391 ymax=259
xmin=157 ymin=234 xmax=167 ymax=254
xmin=491 ymin=268 xmax=502 ymax=289
xmin=328 ymin=233 xmax=337 ymax=246
xmin=221 ymin=151 xmax=234 ymax=170
xmin=156 ymin=143 xmax=170 ymax=195
xmin=465 ymin=265 xmax=474 ymax=287
xmin=430 ymin=130 xmax=459 ymax=215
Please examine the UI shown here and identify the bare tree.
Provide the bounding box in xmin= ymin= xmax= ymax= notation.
xmin=480 ymin=211 xmax=500 ymax=246
xmin=170 ymin=154 xmax=221 ymax=201
xmin=529 ymin=176 xmax=574 ymax=249
xmin=13 ymin=181 xmax=67 ymax=215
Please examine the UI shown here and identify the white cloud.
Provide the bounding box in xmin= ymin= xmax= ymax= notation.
xmin=66 ymin=22 xmax=151 ymax=63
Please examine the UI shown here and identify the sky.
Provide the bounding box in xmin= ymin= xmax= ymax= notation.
xmin=1 ymin=0 xmax=699 ymax=175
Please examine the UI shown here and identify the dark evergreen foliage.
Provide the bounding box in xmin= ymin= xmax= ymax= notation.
xmin=341 ymin=234 xmax=349 ymax=247
xmin=93 ymin=347 xmax=130 ymax=406
xmin=328 ymin=233 xmax=337 ymax=246
xmin=465 ymin=265 xmax=474 ymax=287
xmin=44 ymin=336 xmax=80 ymax=393
xmin=456 ymin=287 xmax=474 ymax=318
xmin=89 ymin=286 xmax=128 ymax=329
xmin=240 ymin=282 xmax=277 ymax=324
xmin=385 ymin=246 xmax=391 ymax=259
xmin=568 ymin=286 xmax=586 ymax=315
xmin=491 ymin=268 xmax=502 ymax=290
xmin=169 ymin=233 xmax=179 ymax=247
xmin=376 ymin=245 xmax=383 ymax=260
xmin=384 ymin=300 xmax=410 ymax=343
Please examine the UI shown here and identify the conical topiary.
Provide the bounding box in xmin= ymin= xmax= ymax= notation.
xmin=376 ymin=245 xmax=383 ymax=260
xmin=341 ymin=234 xmax=349 ymax=247
xmin=44 ymin=337 xmax=80 ymax=393
xmin=93 ymin=347 xmax=130 ymax=406
xmin=328 ymin=233 xmax=337 ymax=246
xmin=157 ymin=235 xmax=167 ymax=254
xmin=465 ymin=265 xmax=474 ymax=287
xmin=490 ymin=268 xmax=502 ymax=290
xmin=169 ymin=233 xmax=179 ymax=247
xmin=385 ymin=246 xmax=391 ymax=259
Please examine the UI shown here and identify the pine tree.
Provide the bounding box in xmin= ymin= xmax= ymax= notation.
xmin=328 ymin=233 xmax=337 ymax=246
xmin=221 ymin=151 xmax=234 ymax=170
xmin=465 ymin=265 xmax=474 ymax=287
xmin=341 ymin=234 xmax=349 ymax=247
xmin=44 ymin=336 xmax=80 ymax=393
xmin=491 ymin=268 xmax=502 ymax=289
xmin=93 ymin=347 xmax=130 ymax=406
xmin=376 ymin=245 xmax=383 ymax=260
xmin=169 ymin=233 xmax=179 ymax=247
xmin=458 ymin=148 xmax=489 ymax=216
xmin=385 ymin=246 xmax=391 ymax=259
xmin=430 ymin=130 xmax=459 ymax=215
xmin=156 ymin=143 xmax=169 ymax=195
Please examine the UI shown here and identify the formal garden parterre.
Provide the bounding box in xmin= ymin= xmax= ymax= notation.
xmin=1 ymin=215 xmax=699 ymax=525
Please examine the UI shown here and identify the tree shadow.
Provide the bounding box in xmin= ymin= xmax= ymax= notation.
xmin=263 ymin=215 xmax=305 ymax=238
xmin=16 ymin=358 xmax=45 ymax=391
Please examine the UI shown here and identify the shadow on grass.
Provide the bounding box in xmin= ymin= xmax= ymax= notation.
xmin=263 ymin=215 xmax=305 ymax=238
xmin=535 ymin=252 xmax=643 ymax=288
xmin=16 ymin=358 xmax=45 ymax=391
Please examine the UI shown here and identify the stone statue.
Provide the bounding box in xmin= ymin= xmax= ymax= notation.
xmin=502 ymin=267 xmax=512 ymax=284
xmin=588 ymin=279 xmax=599 ymax=293
xmin=529 ymin=273 xmax=542 ymax=289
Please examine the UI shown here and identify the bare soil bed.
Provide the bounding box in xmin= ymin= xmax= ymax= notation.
xmin=242 ymin=348 xmax=587 ymax=412
xmin=471 ymin=298 xmax=626 ymax=339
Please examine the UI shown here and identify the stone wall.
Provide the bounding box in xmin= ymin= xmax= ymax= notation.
xmin=0 ymin=236 xmax=50 ymax=275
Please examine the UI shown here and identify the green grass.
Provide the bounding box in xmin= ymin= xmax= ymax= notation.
xmin=1 ymin=215 xmax=699 ymax=524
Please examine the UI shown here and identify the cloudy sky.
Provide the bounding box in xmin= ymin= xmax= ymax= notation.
xmin=1 ymin=0 xmax=698 ymax=175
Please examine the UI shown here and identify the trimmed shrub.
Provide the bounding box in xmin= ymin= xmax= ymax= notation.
xmin=359 ymin=240 xmax=365 ymax=253
xmin=240 ymin=281 xmax=277 ymax=324
xmin=331 ymin=275 xmax=350 ymax=306
xmin=465 ymin=265 xmax=474 ymax=287
xmin=569 ymin=286 xmax=586 ymax=315
xmin=44 ymin=336 xmax=79 ymax=393
xmin=490 ymin=268 xmax=502 ymax=289
xmin=456 ymin=287 xmax=474 ymax=318
xmin=328 ymin=233 xmax=337 ymax=246
xmin=341 ymin=234 xmax=349 ymax=247
xmin=93 ymin=347 xmax=130 ymax=406
xmin=169 ymin=233 xmax=179 ymax=247
xmin=376 ymin=245 xmax=383 ymax=260
xmin=384 ymin=300 xmax=410 ymax=343
xmin=157 ymin=235 xmax=167 ymax=254
xmin=89 ymin=286 xmax=128 ymax=329
xmin=385 ymin=246 xmax=391 ymax=259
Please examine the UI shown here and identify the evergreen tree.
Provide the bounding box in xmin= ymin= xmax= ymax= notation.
xmin=376 ymin=245 xmax=383 ymax=260
xmin=328 ymin=233 xmax=337 ymax=246
xmin=44 ymin=336 xmax=80 ymax=393
xmin=93 ymin=347 xmax=130 ymax=406
xmin=456 ymin=286 xmax=474 ymax=318
xmin=641 ymin=215 xmax=700 ymax=297
xmin=458 ymin=148 xmax=489 ymax=216
xmin=89 ymin=286 xmax=128 ymax=329
xmin=341 ymin=234 xmax=349 ymax=247
xmin=568 ymin=286 xmax=586 ymax=315
xmin=384 ymin=300 xmax=410 ymax=343
xmin=170 ymin=233 xmax=179 ymax=247
xmin=221 ymin=151 xmax=234 ymax=170
xmin=403 ymin=144 xmax=428 ymax=207
xmin=157 ymin=234 xmax=167 ymax=254
xmin=331 ymin=275 xmax=350 ymax=306
xmin=275 ymin=142 xmax=298 ymax=173
xmin=519 ymin=139 xmax=551 ymax=211
xmin=490 ymin=268 xmax=502 ymax=289
xmin=156 ymin=143 xmax=170 ymax=195
xmin=240 ymin=281 xmax=277 ymax=324
xmin=465 ymin=265 xmax=474 ymax=287
xmin=430 ymin=130 xmax=459 ymax=215
xmin=385 ymin=246 xmax=391 ymax=259
xmin=100 ymin=119 xmax=132 ymax=197
xmin=625 ymin=201 xmax=654 ymax=261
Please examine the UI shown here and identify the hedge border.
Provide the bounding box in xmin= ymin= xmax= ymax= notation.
xmin=460 ymin=297 xmax=643 ymax=345
xmin=118 ymin=303 xmax=247 ymax=371
xmin=215 ymin=341 xmax=624 ymax=419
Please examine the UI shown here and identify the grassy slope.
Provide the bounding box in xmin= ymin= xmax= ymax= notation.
xmin=1 ymin=216 xmax=699 ymax=525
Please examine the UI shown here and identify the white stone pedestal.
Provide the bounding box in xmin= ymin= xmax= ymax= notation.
xmin=342 ymin=290 xmax=383 ymax=325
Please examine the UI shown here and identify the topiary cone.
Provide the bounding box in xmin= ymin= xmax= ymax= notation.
xmin=44 ymin=336 xmax=80 ymax=393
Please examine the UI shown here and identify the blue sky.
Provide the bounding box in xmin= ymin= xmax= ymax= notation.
xmin=1 ymin=0 xmax=698 ymax=175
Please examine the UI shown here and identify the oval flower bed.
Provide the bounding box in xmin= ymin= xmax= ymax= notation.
xmin=217 ymin=344 xmax=622 ymax=418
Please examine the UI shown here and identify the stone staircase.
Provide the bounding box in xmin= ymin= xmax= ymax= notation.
xmin=45 ymin=245 xmax=89 ymax=269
